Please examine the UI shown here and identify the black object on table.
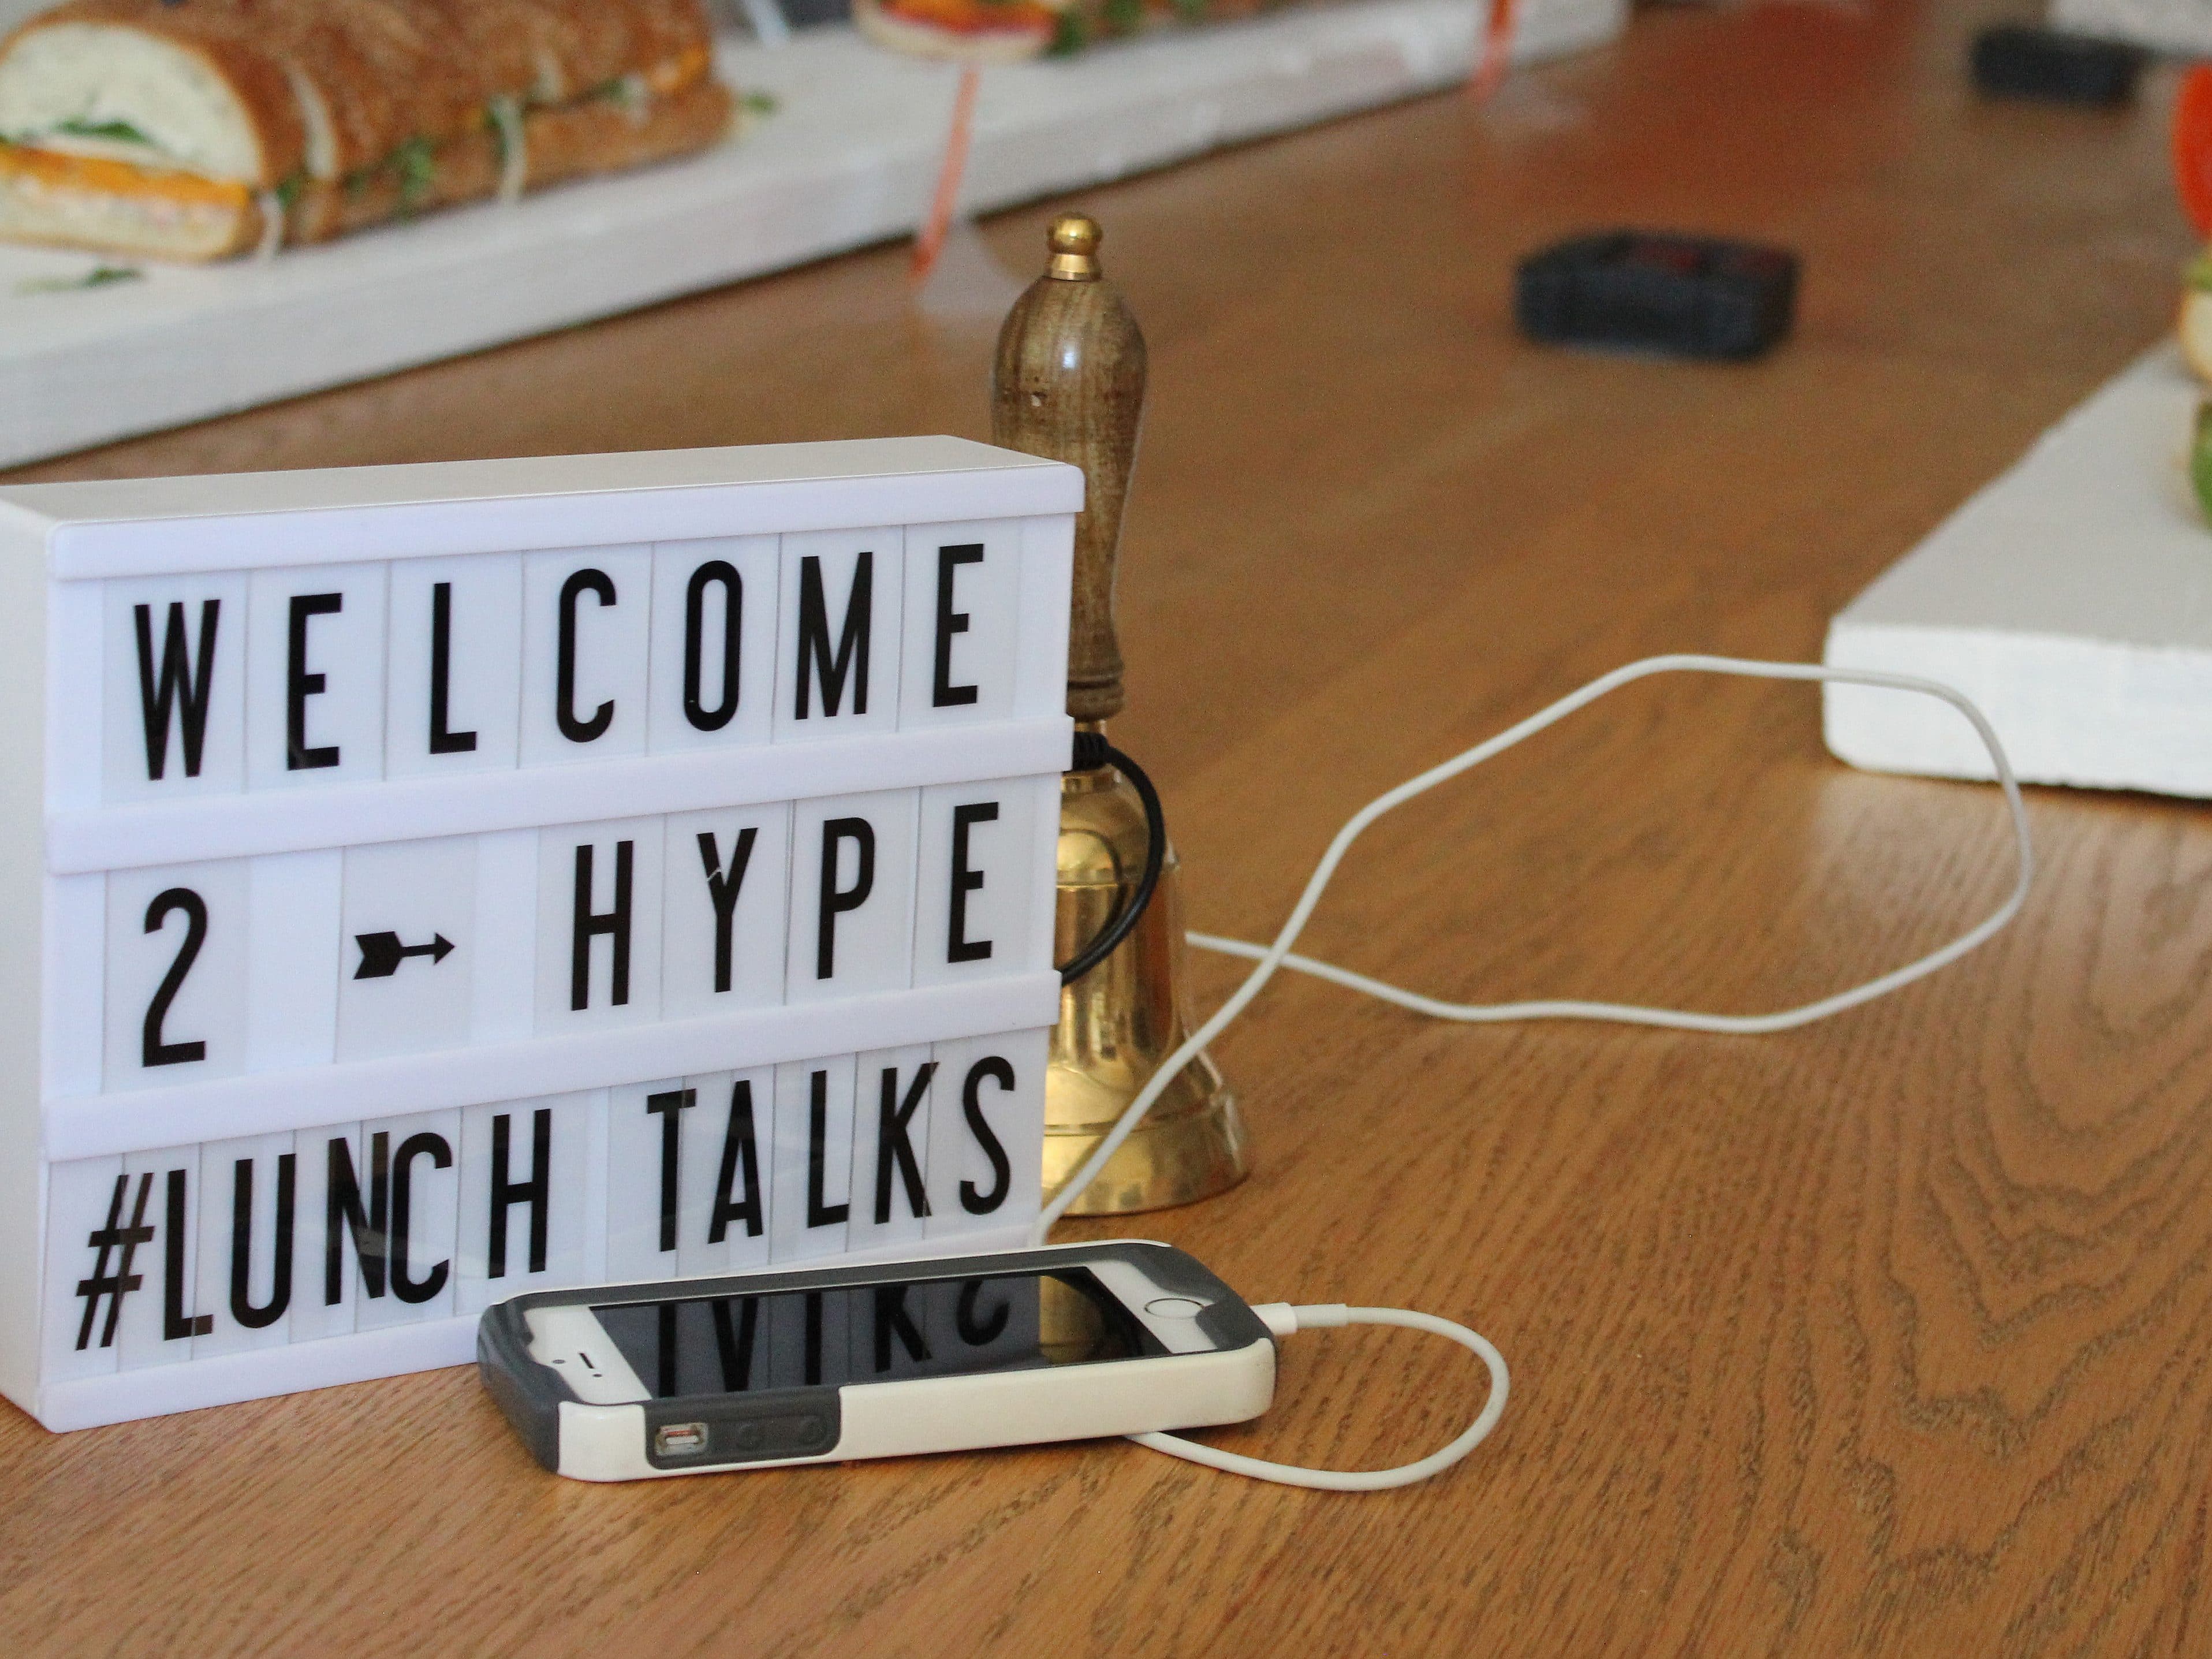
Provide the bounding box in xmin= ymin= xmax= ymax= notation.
xmin=1514 ymin=232 xmax=1799 ymax=362
xmin=1969 ymin=25 xmax=2146 ymax=105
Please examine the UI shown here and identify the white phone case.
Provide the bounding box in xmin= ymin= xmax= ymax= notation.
xmin=476 ymin=1240 xmax=1277 ymax=1481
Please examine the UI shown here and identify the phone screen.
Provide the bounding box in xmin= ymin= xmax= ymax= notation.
xmin=591 ymin=1269 xmax=1167 ymax=1400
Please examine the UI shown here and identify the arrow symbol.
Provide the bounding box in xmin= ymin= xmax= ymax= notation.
xmin=353 ymin=931 xmax=456 ymax=980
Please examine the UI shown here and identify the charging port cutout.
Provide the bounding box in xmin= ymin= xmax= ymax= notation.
xmin=654 ymin=1422 xmax=710 ymax=1457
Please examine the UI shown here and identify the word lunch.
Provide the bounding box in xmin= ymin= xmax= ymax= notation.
xmin=0 ymin=438 xmax=1081 ymax=1430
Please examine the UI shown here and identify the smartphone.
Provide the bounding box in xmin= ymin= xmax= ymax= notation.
xmin=477 ymin=1241 xmax=1277 ymax=1481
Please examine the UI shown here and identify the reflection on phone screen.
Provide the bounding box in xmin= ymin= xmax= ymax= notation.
xmin=591 ymin=1269 xmax=1165 ymax=1399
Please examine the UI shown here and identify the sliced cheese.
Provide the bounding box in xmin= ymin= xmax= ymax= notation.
xmin=0 ymin=142 xmax=255 ymax=260
xmin=644 ymin=47 xmax=713 ymax=98
xmin=0 ymin=144 xmax=251 ymax=211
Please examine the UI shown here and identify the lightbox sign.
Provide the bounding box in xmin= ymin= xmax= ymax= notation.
xmin=0 ymin=437 xmax=1079 ymax=1430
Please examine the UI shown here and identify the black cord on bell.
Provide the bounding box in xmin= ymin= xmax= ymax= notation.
xmin=1058 ymin=734 xmax=1167 ymax=985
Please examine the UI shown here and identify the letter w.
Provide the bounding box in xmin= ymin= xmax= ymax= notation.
xmin=134 ymin=599 xmax=221 ymax=781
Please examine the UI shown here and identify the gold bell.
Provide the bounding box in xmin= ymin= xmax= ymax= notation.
xmin=993 ymin=215 xmax=1250 ymax=1215
xmin=1046 ymin=754 xmax=1247 ymax=1210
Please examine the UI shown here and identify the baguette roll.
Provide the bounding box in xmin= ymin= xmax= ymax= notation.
xmin=619 ymin=0 xmax=719 ymax=80
xmin=0 ymin=0 xmax=731 ymax=260
xmin=519 ymin=64 xmax=728 ymax=186
xmin=503 ymin=0 xmax=642 ymax=101
xmin=283 ymin=72 xmax=730 ymax=243
xmin=447 ymin=0 xmax=711 ymax=107
xmin=0 ymin=1 xmax=738 ymax=263
xmin=0 ymin=3 xmax=308 ymax=187
xmin=186 ymin=0 xmax=487 ymax=178
xmin=416 ymin=0 xmax=562 ymax=105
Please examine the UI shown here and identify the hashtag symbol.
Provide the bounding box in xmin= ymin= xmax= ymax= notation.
xmin=75 ymin=1173 xmax=155 ymax=1352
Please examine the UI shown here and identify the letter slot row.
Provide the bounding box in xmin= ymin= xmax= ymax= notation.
xmin=98 ymin=521 xmax=1040 ymax=806
xmin=84 ymin=780 xmax=1054 ymax=1095
xmin=42 ymin=1029 xmax=1048 ymax=1385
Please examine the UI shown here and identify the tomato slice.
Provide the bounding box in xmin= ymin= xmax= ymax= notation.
xmin=2175 ymin=64 xmax=2212 ymax=236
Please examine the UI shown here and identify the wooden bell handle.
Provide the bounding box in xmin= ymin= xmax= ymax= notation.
xmin=990 ymin=213 xmax=1148 ymax=724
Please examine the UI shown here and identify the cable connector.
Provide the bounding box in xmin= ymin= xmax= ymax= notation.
xmin=1251 ymin=1302 xmax=1349 ymax=1338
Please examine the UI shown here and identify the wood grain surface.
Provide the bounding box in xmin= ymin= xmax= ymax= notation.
xmin=6 ymin=1 xmax=2209 ymax=1653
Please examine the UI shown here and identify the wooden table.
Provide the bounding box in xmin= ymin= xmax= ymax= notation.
xmin=6 ymin=1 xmax=2207 ymax=1651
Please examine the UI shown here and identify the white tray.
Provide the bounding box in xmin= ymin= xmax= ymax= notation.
xmin=2050 ymin=0 xmax=2212 ymax=56
xmin=0 ymin=0 xmax=1625 ymax=470
xmin=1823 ymin=343 xmax=2212 ymax=799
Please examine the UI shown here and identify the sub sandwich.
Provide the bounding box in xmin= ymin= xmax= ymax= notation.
xmin=852 ymin=0 xmax=1282 ymax=64
xmin=852 ymin=0 xmax=1060 ymax=62
xmin=0 ymin=0 xmax=734 ymax=260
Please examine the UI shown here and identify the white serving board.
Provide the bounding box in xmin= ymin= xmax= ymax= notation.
xmin=1823 ymin=343 xmax=2212 ymax=797
xmin=0 ymin=0 xmax=1625 ymax=471
xmin=2050 ymin=0 xmax=2212 ymax=56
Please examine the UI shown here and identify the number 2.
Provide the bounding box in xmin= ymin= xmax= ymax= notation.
xmin=141 ymin=887 xmax=208 ymax=1068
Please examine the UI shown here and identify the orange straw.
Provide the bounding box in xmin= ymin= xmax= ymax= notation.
xmin=912 ymin=63 xmax=982 ymax=283
xmin=1472 ymin=0 xmax=1518 ymax=97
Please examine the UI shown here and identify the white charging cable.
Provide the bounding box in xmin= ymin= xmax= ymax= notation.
xmin=1132 ymin=1303 xmax=1509 ymax=1490
xmin=1038 ymin=655 xmax=2033 ymax=1488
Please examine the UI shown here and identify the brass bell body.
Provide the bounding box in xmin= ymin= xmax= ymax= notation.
xmin=1043 ymin=747 xmax=1247 ymax=1214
